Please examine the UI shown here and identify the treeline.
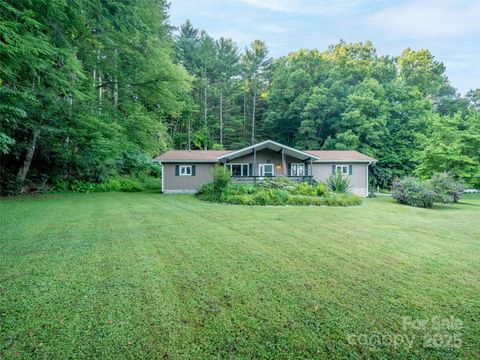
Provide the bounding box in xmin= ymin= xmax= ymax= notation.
xmin=174 ymin=22 xmax=480 ymax=188
xmin=1 ymin=2 xmax=479 ymax=194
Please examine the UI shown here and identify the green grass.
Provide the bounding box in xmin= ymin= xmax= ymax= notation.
xmin=1 ymin=192 xmax=479 ymax=359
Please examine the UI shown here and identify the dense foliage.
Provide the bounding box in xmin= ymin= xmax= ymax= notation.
xmin=391 ymin=173 xmax=464 ymax=207
xmin=0 ymin=0 xmax=189 ymax=194
xmin=1 ymin=3 xmax=479 ymax=194
xmin=197 ymin=173 xmax=360 ymax=206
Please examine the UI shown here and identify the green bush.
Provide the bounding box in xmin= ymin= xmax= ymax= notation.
xmin=292 ymin=182 xmax=315 ymax=196
xmin=326 ymin=173 xmax=351 ymax=193
xmin=288 ymin=193 xmax=362 ymax=206
xmin=313 ymin=182 xmax=328 ymax=196
xmin=212 ymin=165 xmax=231 ymax=193
xmin=287 ymin=195 xmax=313 ymax=206
xmin=69 ymin=180 xmax=98 ymax=193
xmin=428 ymin=172 xmax=464 ymax=203
xmin=218 ymin=194 xmax=253 ymax=205
xmin=58 ymin=177 xmax=144 ymax=193
xmin=225 ymin=184 xmax=257 ymax=195
xmin=252 ymin=190 xmax=274 ymax=205
xmin=269 ymin=189 xmax=290 ymax=205
xmin=391 ymin=177 xmax=436 ymax=208
xmin=258 ymin=176 xmax=295 ymax=190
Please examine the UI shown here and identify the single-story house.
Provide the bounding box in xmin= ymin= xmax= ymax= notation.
xmin=154 ymin=140 xmax=376 ymax=197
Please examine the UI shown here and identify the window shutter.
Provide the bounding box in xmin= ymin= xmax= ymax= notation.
xmin=331 ymin=164 xmax=336 ymax=174
xmin=175 ymin=165 xmax=179 ymax=176
xmin=249 ymin=163 xmax=252 ymax=176
xmin=349 ymin=165 xmax=352 ymax=175
xmin=287 ymin=163 xmax=291 ymax=176
xmin=191 ymin=165 xmax=196 ymax=176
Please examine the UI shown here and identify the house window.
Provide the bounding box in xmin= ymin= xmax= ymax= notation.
xmin=259 ymin=164 xmax=274 ymax=176
xmin=336 ymin=165 xmax=349 ymax=175
xmin=226 ymin=163 xmax=249 ymax=176
xmin=290 ymin=163 xmax=305 ymax=176
xmin=179 ymin=165 xmax=192 ymax=176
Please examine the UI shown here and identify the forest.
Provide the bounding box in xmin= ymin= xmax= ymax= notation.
xmin=1 ymin=0 xmax=479 ymax=194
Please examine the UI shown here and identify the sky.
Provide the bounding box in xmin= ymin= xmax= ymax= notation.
xmin=169 ymin=0 xmax=480 ymax=95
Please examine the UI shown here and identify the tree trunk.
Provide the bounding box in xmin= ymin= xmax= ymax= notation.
xmin=188 ymin=117 xmax=191 ymax=151
xmin=113 ymin=49 xmax=119 ymax=109
xmin=204 ymin=75 xmax=208 ymax=150
xmin=204 ymin=85 xmax=207 ymax=127
xmin=220 ymin=88 xmax=223 ymax=146
xmin=243 ymin=91 xmax=247 ymax=138
xmin=16 ymin=130 xmax=39 ymax=186
xmin=251 ymin=86 xmax=256 ymax=145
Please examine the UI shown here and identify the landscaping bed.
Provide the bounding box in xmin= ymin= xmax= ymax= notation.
xmin=196 ymin=168 xmax=361 ymax=206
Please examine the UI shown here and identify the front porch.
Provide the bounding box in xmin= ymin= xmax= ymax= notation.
xmin=217 ymin=140 xmax=319 ymax=184
xmin=231 ymin=175 xmax=315 ymax=184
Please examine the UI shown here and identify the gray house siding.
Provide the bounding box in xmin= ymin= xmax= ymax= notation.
xmin=312 ymin=163 xmax=369 ymax=197
xmin=162 ymin=163 xmax=214 ymax=194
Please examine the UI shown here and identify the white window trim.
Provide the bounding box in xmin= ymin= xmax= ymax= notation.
xmin=225 ymin=163 xmax=249 ymax=176
xmin=290 ymin=163 xmax=305 ymax=176
xmin=336 ymin=164 xmax=349 ymax=175
xmin=179 ymin=165 xmax=192 ymax=176
xmin=259 ymin=163 xmax=274 ymax=176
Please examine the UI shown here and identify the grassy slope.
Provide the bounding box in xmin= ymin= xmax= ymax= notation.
xmin=0 ymin=193 xmax=479 ymax=359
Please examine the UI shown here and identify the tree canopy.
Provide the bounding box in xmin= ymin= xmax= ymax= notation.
xmin=1 ymin=5 xmax=479 ymax=193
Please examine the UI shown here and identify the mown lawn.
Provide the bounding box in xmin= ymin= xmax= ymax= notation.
xmin=1 ymin=193 xmax=479 ymax=359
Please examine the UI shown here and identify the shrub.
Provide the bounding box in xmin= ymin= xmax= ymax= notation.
xmin=225 ymin=194 xmax=255 ymax=205
xmin=287 ymin=195 xmax=313 ymax=206
xmin=60 ymin=177 xmax=144 ymax=193
xmin=428 ymin=172 xmax=464 ymax=203
xmin=313 ymin=182 xmax=328 ymax=196
xmin=258 ymin=176 xmax=294 ymax=190
xmin=69 ymin=180 xmax=98 ymax=193
xmin=269 ymin=189 xmax=290 ymax=205
xmin=326 ymin=173 xmax=351 ymax=193
xmin=287 ymin=193 xmax=362 ymax=206
xmin=292 ymin=182 xmax=315 ymax=196
xmin=225 ymin=183 xmax=257 ymax=195
xmin=212 ymin=165 xmax=231 ymax=193
xmin=391 ymin=177 xmax=436 ymax=208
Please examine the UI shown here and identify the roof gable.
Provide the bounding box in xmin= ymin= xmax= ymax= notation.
xmin=217 ymin=140 xmax=318 ymax=161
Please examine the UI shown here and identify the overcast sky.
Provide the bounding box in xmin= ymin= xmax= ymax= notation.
xmin=169 ymin=0 xmax=480 ymax=95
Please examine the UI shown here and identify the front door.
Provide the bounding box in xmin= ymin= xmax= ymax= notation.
xmin=259 ymin=164 xmax=274 ymax=176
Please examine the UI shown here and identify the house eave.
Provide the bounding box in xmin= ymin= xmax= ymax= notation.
xmin=314 ymin=160 xmax=377 ymax=163
xmin=155 ymin=160 xmax=219 ymax=164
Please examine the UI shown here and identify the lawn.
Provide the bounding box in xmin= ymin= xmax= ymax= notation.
xmin=1 ymin=193 xmax=479 ymax=359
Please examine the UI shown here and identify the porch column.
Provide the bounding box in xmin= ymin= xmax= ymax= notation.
xmin=253 ymin=147 xmax=257 ymax=183
xmin=309 ymin=157 xmax=313 ymax=184
xmin=282 ymin=147 xmax=285 ymax=176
